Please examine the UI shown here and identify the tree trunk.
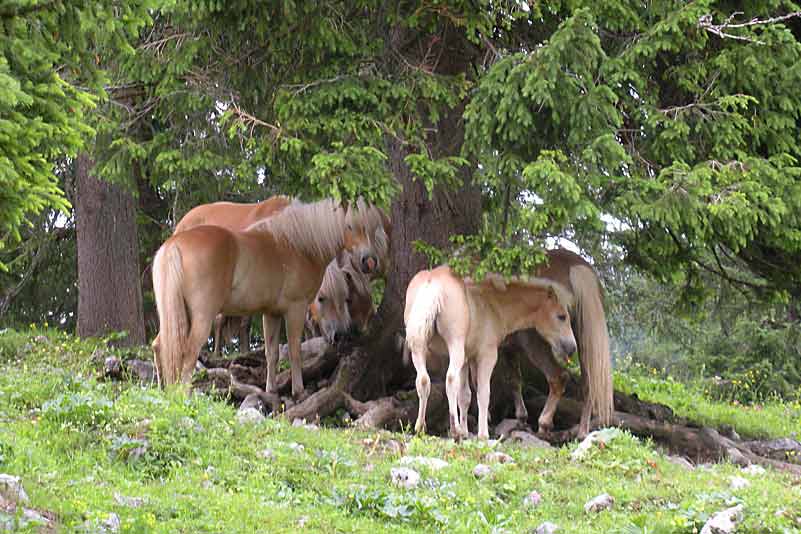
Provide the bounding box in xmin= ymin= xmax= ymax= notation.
xmin=75 ymin=153 xmax=145 ymax=346
xmin=345 ymin=23 xmax=483 ymax=400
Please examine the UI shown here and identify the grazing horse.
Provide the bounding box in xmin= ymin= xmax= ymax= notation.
xmin=305 ymin=258 xmax=354 ymax=343
xmin=307 ymin=253 xmax=376 ymax=341
xmin=151 ymin=198 xmax=380 ymax=399
xmin=404 ymin=265 xmax=577 ymax=440
xmin=173 ymin=196 xmax=390 ymax=355
xmin=503 ymin=249 xmax=613 ymax=437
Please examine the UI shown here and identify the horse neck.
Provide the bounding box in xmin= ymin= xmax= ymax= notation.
xmin=253 ymin=200 xmax=346 ymax=265
xmin=475 ymin=282 xmax=550 ymax=338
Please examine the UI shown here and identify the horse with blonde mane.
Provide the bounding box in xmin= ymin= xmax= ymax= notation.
xmin=173 ymin=196 xmax=390 ymax=356
xmin=498 ymin=248 xmax=613 ymax=438
xmin=307 ymin=252 xmax=375 ymax=341
xmin=404 ymin=265 xmax=577 ymax=440
xmin=152 ymin=198 xmax=381 ymax=399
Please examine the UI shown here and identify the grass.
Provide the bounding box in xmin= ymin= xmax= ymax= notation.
xmin=614 ymin=367 xmax=801 ymax=440
xmin=1 ymin=328 xmax=800 ymax=533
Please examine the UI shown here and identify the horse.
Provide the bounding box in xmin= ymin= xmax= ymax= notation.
xmin=404 ymin=265 xmax=577 ymax=440
xmin=173 ymin=195 xmax=390 ymax=355
xmin=306 ymin=252 xmax=375 ymax=341
xmin=502 ymin=248 xmax=613 ymax=438
xmin=305 ymin=258 xmax=354 ymax=343
xmin=151 ymin=198 xmax=381 ymax=399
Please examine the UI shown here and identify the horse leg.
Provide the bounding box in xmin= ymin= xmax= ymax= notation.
xmin=284 ymin=303 xmax=308 ymax=400
xmin=151 ymin=334 xmax=163 ymax=388
xmin=239 ymin=316 xmax=251 ymax=352
xmin=507 ymin=352 xmax=529 ymax=423
xmin=475 ymin=346 xmax=499 ymax=440
xmin=531 ymin=350 xmax=569 ymax=434
xmin=263 ymin=314 xmax=283 ymax=393
xmin=445 ymin=341 xmax=467 ymax=440
xmin=212 ymin=314 xmax=223 ymax=357
xmin=181 ymin=313 xmax=214 ymax=385
xmin=411 ymin=349 xmax=431 ymax=434
xmin=458 ymin=363 xmax=471 ymax=435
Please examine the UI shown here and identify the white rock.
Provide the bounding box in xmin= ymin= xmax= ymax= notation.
xmin=236 ymin=407 xmax=265 ymax=425
xmin=390 ymin=467 xmax=420 ymax=489
xmin=729 ymin=476 xmax=750 ymax=490
xmin=534 ymin=521 xmax=560 ymax=534
xmin=288 ymin=442 xmax=305 ymax=452
xmin=102 ymin=513 xmax=121 ymax=533
xmin=666 ymin=455 xmax=694 ymax=470
xmin=399 ymin=456 xmax=449 ymax=471
xmin=0 ymin=474 xmax=28 ymax=505
xmin=113 ymin=492 xmax=145 ymax=508
xmin=700 ymin=504 xmax=743 ymax=534
xmin=292 ymin=418 xmax=320 ymax=431
xmin=742 ymin=464 xmax=766 ymax=476
xmin=522 ymin=490 xmax=542 ymax=508
xmin=260 ymin=449 xmax=275 ymax=460
xmin=484 ymin=451 xmax=515 ymax=464
xmin=584 ymin=493 xmax=614 ymax=513
xmin=473 ymin=464 xmax=492 ymax=478
xmin=571 ymin=428 xmax=623 ymax=461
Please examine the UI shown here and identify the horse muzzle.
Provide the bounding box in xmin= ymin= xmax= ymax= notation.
xmin=360 ymin=254 xmax=378 ymax=275
xmin=553 ymin=337 xmax=577 ymax=360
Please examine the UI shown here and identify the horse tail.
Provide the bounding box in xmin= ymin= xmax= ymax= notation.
xmin=404 ymin=279 xmax=443 ymax=362
xmin=570 ymin=264 xmax=614 ymax=426
xmin=152 ymin=242 xmax=189 ymax=386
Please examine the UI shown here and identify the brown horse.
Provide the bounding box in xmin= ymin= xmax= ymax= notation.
xmin=305 ymin=258 xmax=354 ymax=343
xmin=174 ymin=196 xmax=390 ymax=355
xmin=152 ymin=198 xmax=380 ymax=398
xmin=307 ymin=251 xmax=375 ymax=339
xmin=404 ymin=265 xmax=577 ymax=440
xmin=503 ymin=249 xmax=613 ymax=437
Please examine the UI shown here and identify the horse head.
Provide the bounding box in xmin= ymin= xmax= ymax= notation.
xmin=532 ymin=285 xmax=577 ymax=359
xmin=309 ymin=260 xmax=354 ymax=344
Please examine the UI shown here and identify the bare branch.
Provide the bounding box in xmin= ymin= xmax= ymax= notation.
xmin=699 ymin=11 xmax=801 ymax=45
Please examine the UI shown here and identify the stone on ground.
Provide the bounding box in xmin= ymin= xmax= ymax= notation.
xmin=584 ymin=493 xmax=614 ymax=513
xmin=700 ymin=505 xmax=744 ymax=534
xmin=390 ymin=467 xmax=420 ymax=489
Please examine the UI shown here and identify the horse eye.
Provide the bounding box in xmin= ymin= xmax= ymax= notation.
xmin=318 ymin=297 xmax=326 ymax=303
xmin=557 ymin=314 xmax=567 ymax=322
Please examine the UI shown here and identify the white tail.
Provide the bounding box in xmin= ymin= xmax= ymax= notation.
xmin=405 ymin=281 xmax=443 ymax=360
xmin=152 ymin=243 xmax=189 ymax=386
xmin=570 ymin=264 xmax=614 ymax=426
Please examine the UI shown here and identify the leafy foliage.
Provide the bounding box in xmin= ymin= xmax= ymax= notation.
xmin=0 ymin=0 xmax=150 ymax=267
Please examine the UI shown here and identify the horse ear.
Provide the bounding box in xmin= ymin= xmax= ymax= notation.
xmin=547 ymin=285 xmax=557 ymax=300
xmin=336 ymin=249 xmax=348 ymax=268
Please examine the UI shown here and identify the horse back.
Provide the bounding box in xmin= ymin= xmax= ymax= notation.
xmin=174 ymin=196 xmax=292 ymax=234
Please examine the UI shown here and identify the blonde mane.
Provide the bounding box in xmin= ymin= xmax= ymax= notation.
xmin=352 ymin=199 xmax=390 ymax=263
xmin=342 ymin=260 xmax=372 ymax=298
xmin=319 ymin=259 xmax=350 ymax=305
xmin=467 ymin=273 xmax=574 ymax=309
xmin=247 ymin=198 xmax=346 ymax=264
